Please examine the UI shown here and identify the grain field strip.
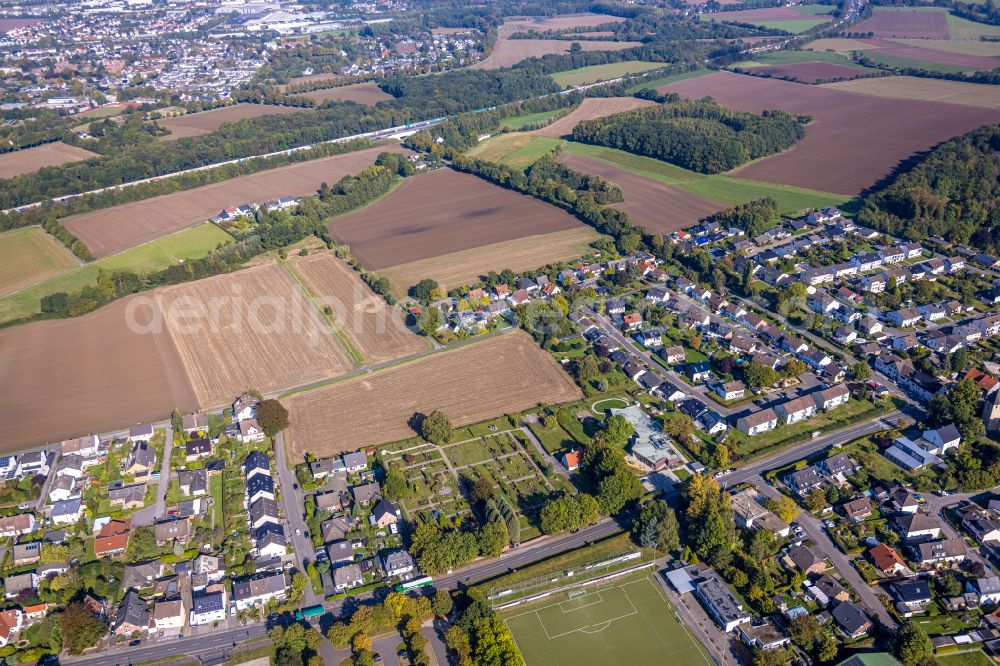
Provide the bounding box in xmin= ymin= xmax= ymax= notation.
xmin=280 ymin=259 xmax=366 ymax=366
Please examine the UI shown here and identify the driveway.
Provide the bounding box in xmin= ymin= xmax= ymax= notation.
xmin=132 ymin=426 xmax=174 ymax=527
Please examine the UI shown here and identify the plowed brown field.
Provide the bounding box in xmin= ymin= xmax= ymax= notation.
xmin=156 ymin=264 xmax=354 ymax=409
xmin=853 ymin=9 xmax=949 ymax=39
xmin=0 ymin=142 xmax=97 ymax=180
xmin=63 ymin=145 xmax=409 ymax=257
xmin=0 ymin=296 xmax=198 ymax=451
xmin=299 ymin=83 xmax=393 ymax=105
xmin=380 ymin=227 xmax=601 ymax=297
xmin=558 ymin=152 xmax=726 ymax=233
xmin=327 ymin=168 xmax=585 ymax=270
xmin=285 ymin=330 xmax=582 ymax=458
xmin=535 ymin=97 xmax=657 ymax=138
xmin=158 ymin=104 xmax=303 ymax=139
xmin=289 ymin=252 xmax=428 ymax=364
xmin=659 ymin=71 xmax=1000 ymax=194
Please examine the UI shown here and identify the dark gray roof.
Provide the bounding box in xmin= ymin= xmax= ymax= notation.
xmin=832 ymin=601 xmax=869 ymax=634
xmin=113 ymin=590 xmax=149 ymax=632
xmin=247 ymin=474 xmax=274 ymax=498
xmin=245 ymin=451 xmax=270 ymax=477
xmin=193 ymin=591 xmax=224 ymax=614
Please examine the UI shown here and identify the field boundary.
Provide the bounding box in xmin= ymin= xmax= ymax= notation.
xmin=279 ymin=259 xmax=366 ymax=366
xmin=494 ymin=561 xmax=655 ymax=610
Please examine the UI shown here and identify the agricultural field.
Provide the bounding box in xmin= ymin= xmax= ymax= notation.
xmin=502 ymin=576 xmax=712 ymax=666
xmin=156 ymin=263 xmax=355 ymax=409
xmin=474 ymin=35 xmax=640 ymax=69
xmin=0 ymin=295 xmax=198 ymax=452
xmin=156 ymin=103 xmax=304 ymax=139
xmin=380 ymin=227 xmax=602 ymax=297
xmin=0 ymin=223 xmax=233 ymax=326
xmin=890 ymin=38 xmax=1000 ymax=56
xmin=854 ymin=7 xmax=950 ymax=38
xmin=659 ymin=70 xmax=1000 ymax=195
xmin=298 ymin=83 xmax=394 ymax=105
xmin=534 ymin=97 xmax=657 ymax=138
xmin=821 ymin=76 xmax=1000 ymax=108
xmin=700 ymin=5 xmax=834 ymax=32
xmin=0 ymin=227 xmax=78 ymax=297
xmin=946 ymin=13 xmax=1000 ymax=40
xmin=285 ymin=330 xmax=582 ymax=458
xmin=750 ymin=62 xmax=876 ymax=83
xmin=560 ymin=141 xmax=851 ymax=215
xmin=277 ymin=72 xmax=342 ymax=90
xmin=287 ymin=252 xmax=429 ymax=363
xmin=327 ymin=168 xmax=586 ymax=270
xmin=63 ymin=145 xmax=407 ymax=257
xmin=627 ymin=69 xmax=713 ymax=92
xmin=0 ymin=18 xmax=42 ymax=31
xmin=557 ymin=151 xmax=726 ymax=234
xmin=857 ymin=38 xmax=1000 ymax=71
xmin=500 ymin=109 xmax=565 ymax=130
xmin=502 ymin=13 xmax=626 ymax=31
xmin=0 ymin=142 xmax=97 ymax=180
xmin=550 ymin=61 xmax=664 ymax=87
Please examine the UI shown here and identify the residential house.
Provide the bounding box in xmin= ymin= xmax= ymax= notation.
xmin=181 ymin=414 xmax=209 ymax=434
xmin=382 ymin=550 xmax=416 ymax=578
xmin=712 ymin=381 xmax=746 ymax=402
xmin=189 ymin=591 xmax=226 ymax=626
xmin=893 ymin=580 xmax=932 ymax=617
xmin=12 ymin=542 xmax=40 ymax=567
xmin=739 ymin=618 xmax=791 ymax=651
xmin=124 ymin=441 xmax=156 ymax=478
xmin=916 ymin=539 xmax=966 ymax=568
xmin=238 ymin=419 xmax=265 ymax=444
xmin=232 ymin=573 xmax=287 ymax=611
xmin=561 ymin=448 xmax=582 ymax=472
xmin=3 ymin=572 xmax=36 ymax=598
xmin=970 ymin=577 xmax=1000 ymax=606
xmin=840 ymin=498 xmax=873 ymax=522
xmin=813 ymin=575 xmax=850 ymax=605
xmin=963 ymin=508 xmax=1000 ymax=545
xmin=232 ymin=394 xmax=260 ymax=422
xmin=352 ymin=482 xmax=381 ymax=505
xmin=95 ymin=532 xmax=130 ymax=559
xmin=109 ymin=483 xmax=146 ymax=509
xmin=730 ymin=488 xmax=790 ymax=537
xmin=334 ymin=564 xmax=365 ymax=592
xmin=249 ymin=497 xmax=280 ymax=530
xmin=123 ymin=562 xmax=162 ymax=590
xmin=832 ymin=601 xmax=871 ymax=639
xmin=735 ymin=409 xmax=778 ymax=437
xmin=776 ymin=396 xmax=817 ymax=425
xmin=663 ymin=346 xmax=685 ymax=365
xmin=50 ymin=498 xmax=83 ymax=525
xmin=895 ymin=512 xmax=942 ymax=542
xmin=869 ymin=543 xmax=907 ymax=576
xmin=247 ymin=474 xmax=275 ymax=504
xmin=327 ymin=540 xmax=354 ymax=566
xmin=128 ymin=424 xmax=155 ymax=443
xmin=343 ymin=451 xmax=368 ymax=472
xmin=372 ymin=500 xmax=401 ymax=529
xmin=178 ymin=469 xmax=208 ymax=497
xmin=154 ymin=518 xmax=191 ymax=547
xmin=244 ymin=451 xmax=270 ymax=480
xmin=16 ymin=451 xmax=51 ymax=478
xmin=813 ymin=385 xmax=851 ymax=411
xmin=152 ymin=599 xmax=185 ymax=634
xmin=184 ymin=438 xmax=213 ymax=461
xmin=786 ymin=546 xmax=825 ymax=575
xmin=686 ymin=361 xmax=713 ymax=383
xmin=112 ymin=590 xmax=149 ymax=637
xmin=888 ymin=308 xmax=922 ymax=328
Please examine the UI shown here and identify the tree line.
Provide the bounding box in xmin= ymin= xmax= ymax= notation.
xmin=857 ymin=124 xmax=1000 ymax=252
xmin=571 ymin=98 xmax=806 ymax=174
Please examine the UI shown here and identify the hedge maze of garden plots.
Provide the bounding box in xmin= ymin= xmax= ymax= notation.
xmin=380 ymin=430 xmax=558 ymax=539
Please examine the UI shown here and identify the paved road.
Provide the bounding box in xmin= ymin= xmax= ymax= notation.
xmin=274 ymin=432 xmax=321 ymax=606
xmin=521 ymin=427 xmax=570 ymax=480
xmin=758 ymin=483 xmax=897 ymax=629
xmin=132 ymin=427 xmax=174 ymax=527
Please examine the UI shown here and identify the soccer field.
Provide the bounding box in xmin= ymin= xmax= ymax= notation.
xmin=502 ymin=576 xmax=713 ymax=666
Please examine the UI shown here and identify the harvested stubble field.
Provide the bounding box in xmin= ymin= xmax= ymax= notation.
xmin=659 ymin=71 xmax=1000 ymax=194
xmin=157 ymin=104 xmax=304 ymax=139
xmin=288 ymin=252 xmax=428 ymax=363
xmin=0 ymin=142 xmax=97 ymax=180
xmin=750 ymin=61 xmax=874 ymax=83
xmin=558 ymin=152 xmax=725 ymax=234
xmin=298 ymin=83 xmax=394 ymax=105
xmin=327 ymin=168 xmax=585 ymax=270
xmin=890 ymin=38 xmax=1000 ymax=56
xmin=853 ymin=8 xmax=950 ymax=39
xmin=474 ymin=36 xmax=641 ymax=69
xmin=534 ymin=97 xmax=656 ymax=138
xmin=285 ymin=330 xmax=582 ymax=458
xmin=866 ymin=38 xmax=1000 ymax=70
xmin=63 ymin=145 xmax=408 ymax=257
xmin=821 ymin=75 xmax=1000 ymax=108
xmin=156 ymin=263 xmax=354 ymax=409
xmin=0 ymin=227 xmax=78 ymax=297
xmin=0 ymin=18 xmax=42 ymax=31
xmin=278 ymin=73 xmax=342 ymax=90
xmin=701 ymin=6 xmax=823 ymax=21
xmin=0 ymin=296 xmax=198 ymax=452
xmin=380 ymin=227 xmax=602 ymax=296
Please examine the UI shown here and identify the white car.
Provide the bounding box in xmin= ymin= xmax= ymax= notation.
xmin=712 ymin=469 xmax=734 ymax=479
xmin=295 ymin=529 xmax=301 ymax=536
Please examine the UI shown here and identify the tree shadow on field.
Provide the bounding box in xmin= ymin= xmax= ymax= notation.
xmin=408 ymin=412 xmax=427 ymax=437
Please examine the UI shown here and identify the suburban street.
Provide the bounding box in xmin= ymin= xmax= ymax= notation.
xmin=274 ymin=432 xmax=322 ymax=606
xmin=132 ymin=427 xmax=174 ymax=527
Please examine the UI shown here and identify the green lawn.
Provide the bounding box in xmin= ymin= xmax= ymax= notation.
xmin=936 ymin=651 xmax=993 ymax=666
xmin=626 ymin=69 xmax=712 ymax=93
xmin=729 ymin=398 xmax=879 ymax=459
xmin=501 ymin=109 xmax=564 ymax=131
xmin=551 ymin=61 xmax=665 ymax=88
xmin=503 ymin=576 xmax=712 ymax=666
xmin=0 ymin=222 xmax=233 ymax=324
xmin=562 ymin=141 xmax=852 ymax=214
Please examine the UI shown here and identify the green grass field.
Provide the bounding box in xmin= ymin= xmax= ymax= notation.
xmin=754 ymin=18 xmax=831 ymax=32
xmin=947 ymin=12 xmax=1000 ymax=39
xmin=551 ymin=61 xmax=665 ymax=88
xmin=0 ymin=227 xmax=78 ymax=297
xmin=504 ymin=136 xmax=564 ymax=169
xmin=936 ymin=651 xmax=993 ymax=666
xmin=863 ymin=50 xmax=970 ymax=73
xmin=502 ymin=576 xmax=712 ymax=666
xmin=626 ymin=68 xmax=712 ymax=92
xmin=796 ymin=4 xmax=837 ymax=15
xmin=0 ymin=222 xmax=233 ymax=324
xmin=562 ymin=141 xmax=852 ymax=214
xmin=739 ymin=49 xmax=870 ymax=69
xmin=501 ymin=109 xmax=564 ymax=130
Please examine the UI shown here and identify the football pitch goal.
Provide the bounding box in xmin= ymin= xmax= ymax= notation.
xmin=501 ymin=576 xmax=713 ymax=666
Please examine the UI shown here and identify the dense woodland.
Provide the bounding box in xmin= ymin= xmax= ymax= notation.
xmin=858 ymin=124 xmax=1000 ymax=252
xmin=571 ymin=98 xmax=806 ymax=174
